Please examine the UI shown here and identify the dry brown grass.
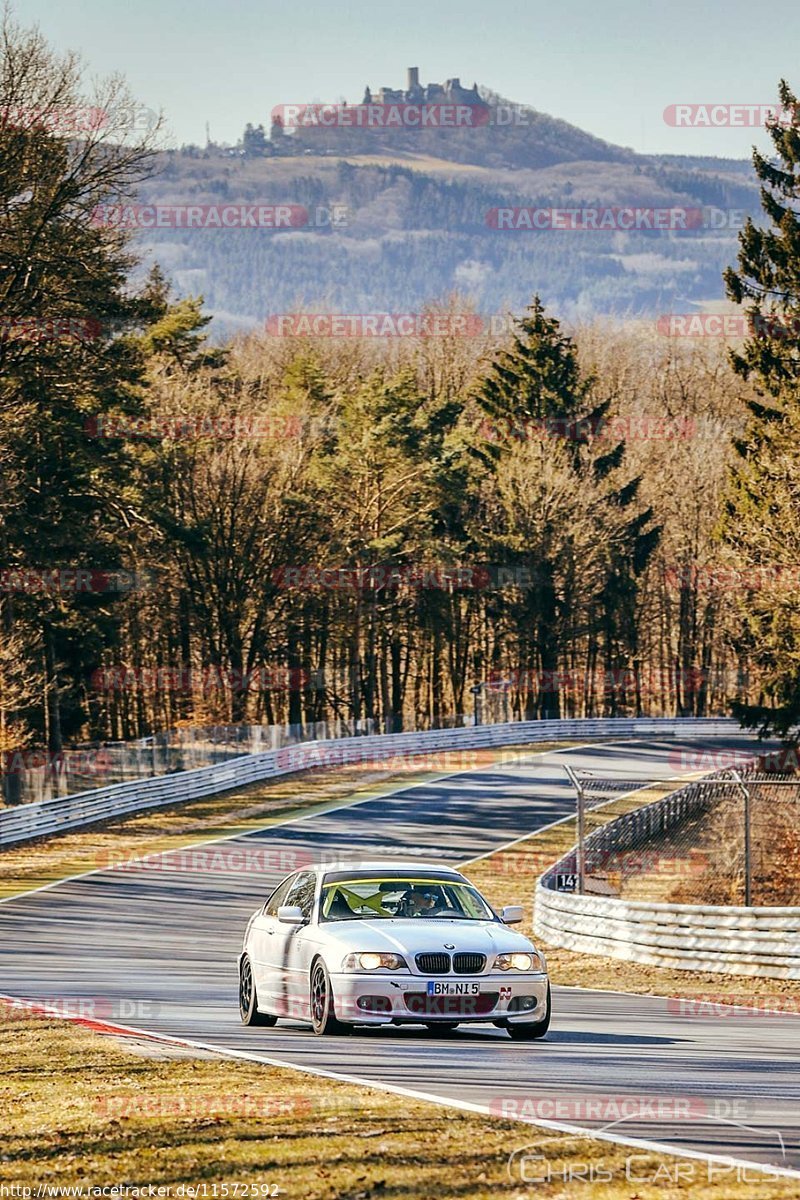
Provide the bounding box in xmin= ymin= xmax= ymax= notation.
xmin=2 ymin=1009 xmax=796 ymax=1198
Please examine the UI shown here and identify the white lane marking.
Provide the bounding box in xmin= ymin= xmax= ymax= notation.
xmin=0 ymin=742 xmax=592 ymax=905
xmin=1 ymin=993 xmax=795 ymax=1179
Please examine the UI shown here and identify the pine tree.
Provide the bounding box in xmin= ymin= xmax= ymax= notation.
xmin=475 ymin=297 xmax=659 ymax=717
xmin=723 ymin=80 xmax=800 ymax=738
xmin=476 ymin=297 xmax=607 ymax=454
xmin=0 ymin=15 xmax=157 ymax=777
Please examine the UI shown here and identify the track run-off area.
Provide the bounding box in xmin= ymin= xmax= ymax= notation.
xmin=2 ymin=736 xmax=799 ymax=1177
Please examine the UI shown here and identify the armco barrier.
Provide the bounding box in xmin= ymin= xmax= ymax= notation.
xmin=0 ymin=717 xmax=739 ymax=848
xmin=534 ymin=765 xmax=800 ymax=979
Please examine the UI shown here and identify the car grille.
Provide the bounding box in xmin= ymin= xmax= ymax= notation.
xmin=404 ymin=992 xmax=499 ymax=1017
xmin=453 ymin=953 xmax=486 ymax=974
xmin=416 ymin=952 xmax=451 ymax=974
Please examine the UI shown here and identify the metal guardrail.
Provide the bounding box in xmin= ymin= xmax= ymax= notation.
xmin=534 ymin=888 xmax=800 ymax=978
xmin=4 ymin=717 xmax=389 ymax=805
xmin=0 ymin=716 xmax=739 ymax=848
xmin=534 ymin=763 xmax=800 ymax=979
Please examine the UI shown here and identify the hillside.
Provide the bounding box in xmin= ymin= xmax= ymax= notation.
xmin=130 ymin=86 xmax=761 ymax=336
xmin=281 ymin=86 xmax=639 ymax=170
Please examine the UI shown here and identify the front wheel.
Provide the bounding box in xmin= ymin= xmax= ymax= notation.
xmin=310 ymin=959 xmax=351 ymax=1036
xmin=239 ymin=954 xmax=276 ymax=1026
xmin=507 ymin=983 xmax=551 ymax=1041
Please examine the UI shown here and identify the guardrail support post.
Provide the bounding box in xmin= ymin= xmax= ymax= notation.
xmin=731 ymin=770 xmax=752 ymax=907
xmin=564 ymin=764 xmax=585 ymax=894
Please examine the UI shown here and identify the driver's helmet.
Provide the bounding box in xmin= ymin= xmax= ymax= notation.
xmin=404 ymin=886 xmax=438 ymax=914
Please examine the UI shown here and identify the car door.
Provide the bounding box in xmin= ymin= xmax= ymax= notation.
xmin=250 ymin=875 xmax=295 ymax=1008
xmin=276 ymin=871 xmax=318 ymax=1020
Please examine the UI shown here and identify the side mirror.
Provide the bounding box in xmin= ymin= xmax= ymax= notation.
xmin=501 ymin=905 xmax=523 ymax=925
xmin=277 ymin=904 xmax=305 ymax=924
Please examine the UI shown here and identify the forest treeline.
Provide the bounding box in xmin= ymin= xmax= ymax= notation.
xmin=3 ymin=17 xmax=800 ymax=791
xmin=142 ymin=150 xmax=759 ymax=329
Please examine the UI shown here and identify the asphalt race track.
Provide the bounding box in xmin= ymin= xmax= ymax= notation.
xmin=2 ymin=737 xmax=799 ymax=1174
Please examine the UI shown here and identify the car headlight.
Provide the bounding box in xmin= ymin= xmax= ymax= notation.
xmin=494 ymin=951 xmax=545 ymax=972
xmin=341 ymin=952 xmax=408 ymax=971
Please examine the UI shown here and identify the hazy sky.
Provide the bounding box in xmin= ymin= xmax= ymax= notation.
xmin=19 ymin=0 xmax=800 ymax=157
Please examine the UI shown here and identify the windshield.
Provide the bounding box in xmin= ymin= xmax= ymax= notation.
xmin=320 ymin=877 xmax=496 ymax=922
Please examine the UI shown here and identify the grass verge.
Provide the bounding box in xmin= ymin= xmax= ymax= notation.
xmin=2 ymin=1009 xmax=795 ymax=1198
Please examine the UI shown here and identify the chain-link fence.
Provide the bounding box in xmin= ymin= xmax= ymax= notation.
xmin=2 ymin=709 xmax=502 ymax=807
xmin=559 ymin=766 xmax=800 ymax=908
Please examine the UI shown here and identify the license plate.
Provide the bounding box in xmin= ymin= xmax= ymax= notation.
xmin=426 ymin=981 xmax=480 ymax=996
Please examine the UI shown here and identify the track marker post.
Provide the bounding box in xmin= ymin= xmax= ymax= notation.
xmin=564 ymin=764 xmax=585 ymax=894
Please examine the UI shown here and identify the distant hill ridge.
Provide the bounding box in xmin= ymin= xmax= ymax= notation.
xmin=144 ymin=72 xmax=759 ymax=334
xmin=267 ymin=66 xmax=639 ymax=169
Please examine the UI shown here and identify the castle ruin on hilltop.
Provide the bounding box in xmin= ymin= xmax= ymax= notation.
xmin=363 ymin=67 xmax=481 ymax=107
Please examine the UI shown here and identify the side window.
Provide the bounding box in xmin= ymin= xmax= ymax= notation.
xmin=264 ymin=876 xmax=294 ymax=917
xmin=284 ymin=872 xmax=317 ymax=920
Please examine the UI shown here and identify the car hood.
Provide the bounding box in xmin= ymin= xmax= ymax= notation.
xmin=320 ymin=918 xmax=538 ymax=957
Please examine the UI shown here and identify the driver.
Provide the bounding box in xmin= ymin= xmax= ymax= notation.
xmin=405 ymin=888 xmax=437 ymax=916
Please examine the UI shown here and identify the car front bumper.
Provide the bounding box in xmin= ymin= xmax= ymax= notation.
xmin=330 ymin=971 xmax=550 ymax=1024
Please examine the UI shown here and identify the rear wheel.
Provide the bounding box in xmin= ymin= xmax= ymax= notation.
xmin=507 ymin=984 xmax=551 ymax=1041
xmin=239 ymin=954 xmax=277 ymax=1027
xmin=310 ymin=959 xmax=350 ymax=1036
